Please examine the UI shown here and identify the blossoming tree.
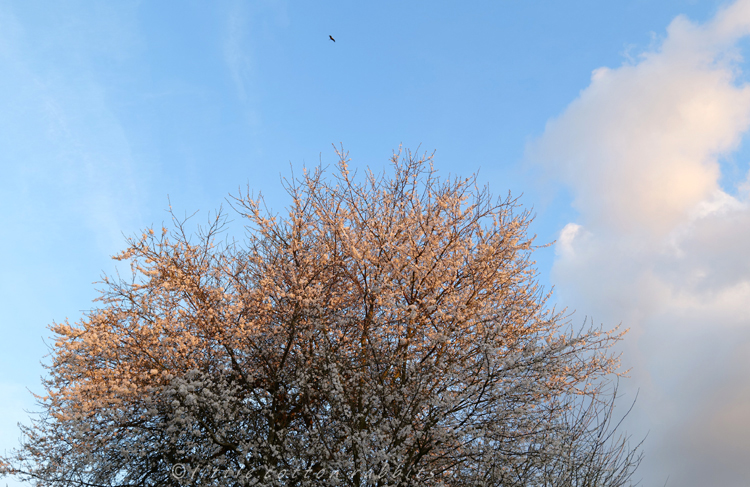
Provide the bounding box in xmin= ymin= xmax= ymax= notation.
xmin=1 ymin=148 xmax=641 ymax=486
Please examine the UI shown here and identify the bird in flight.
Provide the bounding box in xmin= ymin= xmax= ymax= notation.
xmin=329 ymin=35 xmax=335 ymax=42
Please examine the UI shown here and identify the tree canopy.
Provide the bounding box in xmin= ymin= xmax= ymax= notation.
xmin=1 ymin=147 xmax=641 ymax=487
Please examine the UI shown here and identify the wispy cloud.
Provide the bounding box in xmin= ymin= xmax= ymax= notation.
xmin=221 ymin=0 xmax=289 ymax=137
xmin=223 ymin=2 xmax=253 ymax=103
xmin=222 ymin=0 xmax=289 ymax=103
xmin=0 ymin=2 xmax=146 ymax=254
xmin=1 ymin=5 xmax=149 ymax=481
xmin=528 ymin=1 xmax=750 ymax=485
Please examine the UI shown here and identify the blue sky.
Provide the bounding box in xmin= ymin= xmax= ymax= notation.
xmin=3 ymin=1 xmax=750 ymax=486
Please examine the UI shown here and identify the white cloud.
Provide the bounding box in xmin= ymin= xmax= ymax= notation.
xmin=555 ymin=223 xmax=583 ymax=259
xmin=529 ymin=1 xmax=750 ymax=485
xmin=530 ymin=5 xmax=750 ymax=239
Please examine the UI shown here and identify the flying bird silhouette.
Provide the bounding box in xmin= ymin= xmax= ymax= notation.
xmin=329 ymin=35 xmax=335 ymax=42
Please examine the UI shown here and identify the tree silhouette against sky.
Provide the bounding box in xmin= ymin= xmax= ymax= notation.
xmin=1 ymin=147 xmax=641 ymax=487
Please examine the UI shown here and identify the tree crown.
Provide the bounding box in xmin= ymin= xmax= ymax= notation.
xmin=1 ymin=147 xmax=639 ymax=487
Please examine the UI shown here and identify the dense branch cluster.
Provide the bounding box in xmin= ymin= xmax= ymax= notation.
xmin=1 ymin=148 xmax=641 ymax=486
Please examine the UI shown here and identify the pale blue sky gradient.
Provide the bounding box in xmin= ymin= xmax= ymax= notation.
xmin=3 ymin=1 xmax=749 ymax=486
